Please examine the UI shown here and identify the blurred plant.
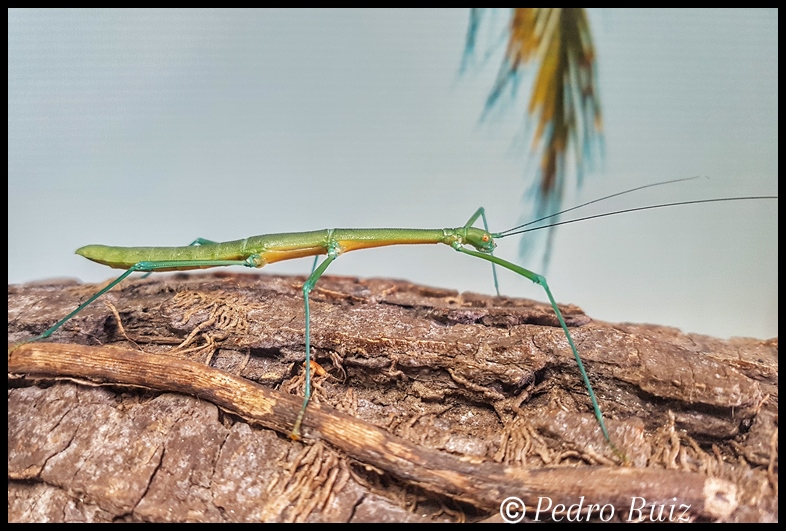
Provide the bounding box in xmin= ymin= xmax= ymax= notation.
xmin=464 ymin=8 xmax=602 ymax=268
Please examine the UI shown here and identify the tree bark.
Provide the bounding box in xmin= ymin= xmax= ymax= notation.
xmin=8 ymin=273 xmax=778 ymax=522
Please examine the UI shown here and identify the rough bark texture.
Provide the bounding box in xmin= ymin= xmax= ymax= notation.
xmin=8 ymin=273 xmax=778 ymax=522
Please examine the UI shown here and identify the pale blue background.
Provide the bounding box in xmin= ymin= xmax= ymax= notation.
xmin=8 ymin=9 xmax=778 ymax=338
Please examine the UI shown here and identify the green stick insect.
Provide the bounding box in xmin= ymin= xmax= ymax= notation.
xmin=18 ymin=178 xmax=776 ymax=447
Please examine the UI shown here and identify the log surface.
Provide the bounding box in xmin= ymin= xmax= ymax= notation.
xmin=8 ymin=273 xmax=778 ymax=522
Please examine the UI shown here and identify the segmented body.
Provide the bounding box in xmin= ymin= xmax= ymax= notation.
xmin=75 ymin=227 xmax=494 ymax=270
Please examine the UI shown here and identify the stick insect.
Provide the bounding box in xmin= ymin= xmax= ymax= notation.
xmin=17 ymin=178 xmax=776 ymax=449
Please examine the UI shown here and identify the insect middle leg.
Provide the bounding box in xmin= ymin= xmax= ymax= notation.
xmin=290 ymin=243 xmax=341 ymax=440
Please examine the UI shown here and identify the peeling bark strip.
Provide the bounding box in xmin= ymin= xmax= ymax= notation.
xmin=8 ymin=274 xmax=778 ymax=521
xmin=9 ymin=342 xmax=737 ymax=519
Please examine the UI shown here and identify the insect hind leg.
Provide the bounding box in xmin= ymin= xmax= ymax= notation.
xmin=26 ymin=256 xmax=260 ymax=343
xmin=140 ymin=238 xmax=219 ymax=279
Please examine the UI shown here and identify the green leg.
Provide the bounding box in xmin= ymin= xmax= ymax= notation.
xmin=454 ymin=245 xmax=615 ymax=449
xmin=290 ymin=245 xmax=340 ymax=440
xmin=464 ymin=207 xmax=500 ymax=296
xmin=141 ymin=238 xmax=219 ymax=279
xmin=24 ymin=255 xmax=262 ymax=344
xmin=188 ymin=238 xmax=219 ymax=246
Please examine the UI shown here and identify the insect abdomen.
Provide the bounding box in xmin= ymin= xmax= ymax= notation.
xmin=75 ymin=242 xmax=248 ymax=270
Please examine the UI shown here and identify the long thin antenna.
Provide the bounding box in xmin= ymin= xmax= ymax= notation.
xmin=495 ymin=176 xmax=704 ymax=237
xmin=496 ymin=196 xmax=777 ymax=238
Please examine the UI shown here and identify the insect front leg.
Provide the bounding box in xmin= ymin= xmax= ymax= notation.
xmin=453 ymin=245 xmax=618 ymax=455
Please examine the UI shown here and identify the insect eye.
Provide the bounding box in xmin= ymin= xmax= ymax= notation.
xmin=482 ymin=234 xmax=489 ymax=242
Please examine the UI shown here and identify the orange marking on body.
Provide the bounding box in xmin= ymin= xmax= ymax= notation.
xmin=261 ymin=247 xmax=325 ymax=264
